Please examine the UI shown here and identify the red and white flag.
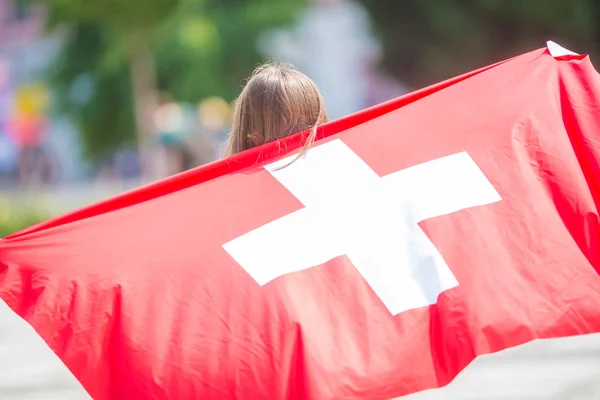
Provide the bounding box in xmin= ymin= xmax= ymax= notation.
xmin=1 ymin=42 xmax=600 ymax=399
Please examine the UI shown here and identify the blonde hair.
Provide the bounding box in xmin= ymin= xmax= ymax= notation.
xmin=223 ymin=62 xmax=327 ymax=157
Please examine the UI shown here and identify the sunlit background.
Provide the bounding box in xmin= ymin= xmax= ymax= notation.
xmin=0 ymin=0 xmax=598 ymax=236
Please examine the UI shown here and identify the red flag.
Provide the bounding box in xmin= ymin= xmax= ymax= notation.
xmin=1 ymin=42 xmax=600 ymax=399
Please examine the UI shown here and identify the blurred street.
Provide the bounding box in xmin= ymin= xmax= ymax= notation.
xmin=400 ymin=333 xmax=600 ymax=400
xmin=1 ymin=0 xmax=598 ymax=235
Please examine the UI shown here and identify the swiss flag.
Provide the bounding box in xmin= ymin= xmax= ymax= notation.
xmin=1 ymin=42 xmax=600 ymax=399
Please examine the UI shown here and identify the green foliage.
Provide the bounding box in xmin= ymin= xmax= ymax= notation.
xmin=49 ymin=23 xmax=136 ymax=160
xmin=358 ymin=0 xmax=599 ymax=88
xmin=37 ymin=0 xmax=306 ymax=161
xmin=0 ymin=199 xmax=49 ymax=238
xmin=154 ymin=1 xmax=305 ymax=103
xmin=44 ymin=0 xmax=183 ymax=29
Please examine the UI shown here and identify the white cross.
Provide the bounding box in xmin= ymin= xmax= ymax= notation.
xmin=224 ymin=139 xmax=501 ymax=315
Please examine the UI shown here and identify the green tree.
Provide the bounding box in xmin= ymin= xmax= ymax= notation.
xmin=43 ymin=0 xmax=189 ymax=176
xmin=358 ymin=0 xmax=598 ymax=88
xmin=36 ymin=0 xmax=305 ymax=171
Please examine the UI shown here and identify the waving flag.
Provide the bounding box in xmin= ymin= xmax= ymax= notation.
xmin=1 ymin=42 xmax=600 ymax=400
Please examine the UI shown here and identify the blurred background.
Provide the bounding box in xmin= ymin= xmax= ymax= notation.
xmin=0 ymin=0 xmax=598 ymax=236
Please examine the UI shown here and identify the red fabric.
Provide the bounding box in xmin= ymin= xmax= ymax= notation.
xmin=1 ymin=47 xmax=600 ymax=399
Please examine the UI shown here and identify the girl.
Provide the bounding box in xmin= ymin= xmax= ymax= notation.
xmin=223 ymin=62 xmax=328 ymax=157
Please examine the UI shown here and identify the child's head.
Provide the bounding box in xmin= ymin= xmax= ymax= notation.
xmin=223 ymin=62 xmax=327 ymax=157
